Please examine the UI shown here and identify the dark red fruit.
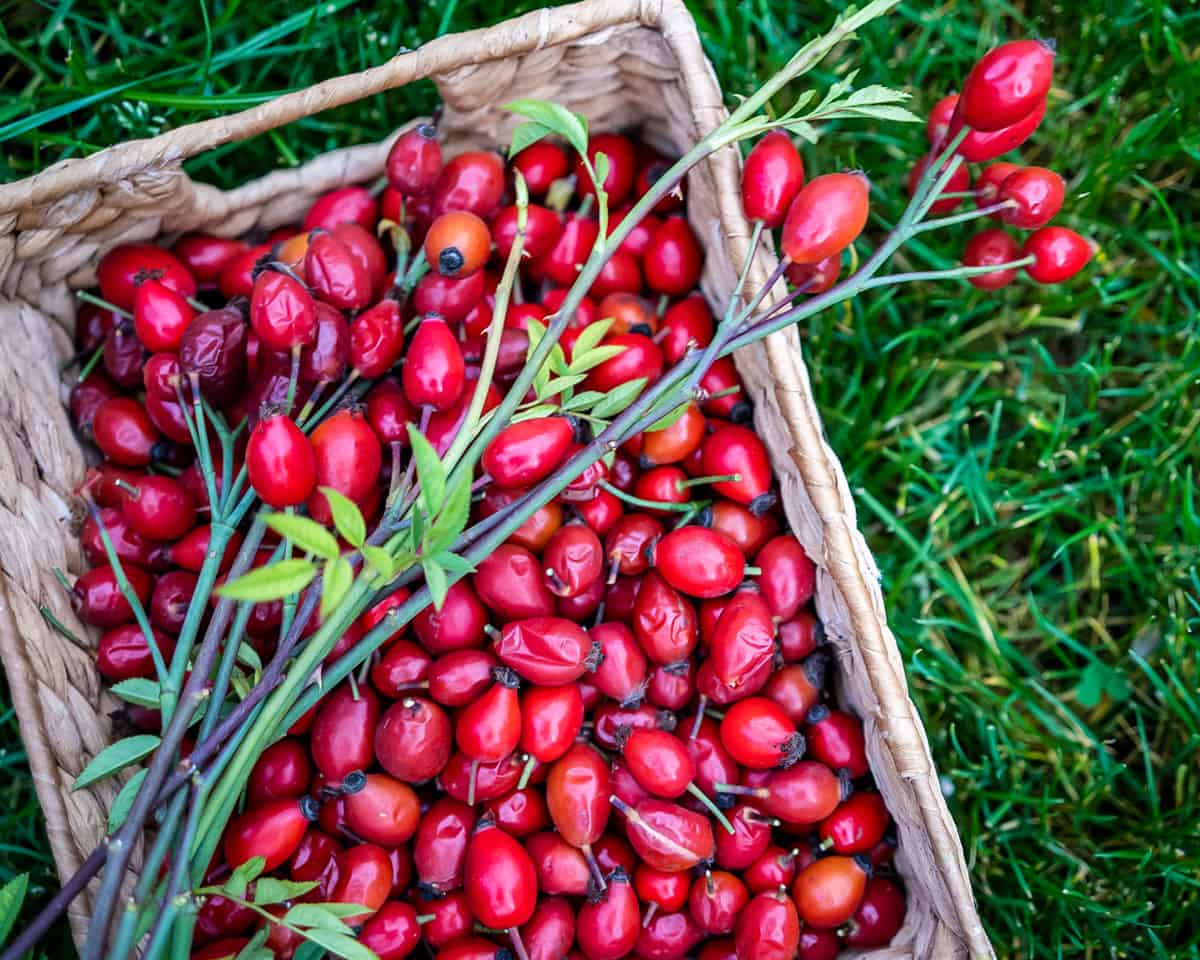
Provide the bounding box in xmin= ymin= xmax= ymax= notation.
xmin=387 ymin=123 xmax=442 ymax=196
xmin=963 ymin=228 xmax=1022 ymax=290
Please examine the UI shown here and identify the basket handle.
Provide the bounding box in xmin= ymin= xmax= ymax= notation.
xmin=0 ymin=0 xmax=663 ymax=215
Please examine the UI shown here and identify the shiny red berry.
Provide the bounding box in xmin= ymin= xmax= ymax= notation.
xmin=387 ymin=122 xmax=443 ymax=196
xmin=781 ymin=172 xmax=870 ymax=265
xmin=998 ymin=166 xmax=1065 ymax=228
xmin=963 ymin=228 xmax=1021 ymax=290
xmin=741 ymin=131 xmax=805 ymax=227
xmin=247 ymin=415 xmax=316 ymax=508
xmin=1023 ymin=226 xmax=1093 ymax=283
xmin=959 ymin=39 xmax=1054 ymax=131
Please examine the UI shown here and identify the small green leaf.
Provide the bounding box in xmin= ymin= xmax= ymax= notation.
xmin=434 ymin=551 xmax=477 ymax=576
xmin=561 ymin=390 xmax=607 ymax=413
xmin=264 ymin=512 xmax=339 ymax=560
xmin=321 ymin=487 xmax=367 ymax=548
xmin=362 ymin=545 xmax=398 ymax=582
xmin=513 ymin=404 xmax=561 ymax=422
xmin=284 ymin=902 xmax=359 ymax=932
xmin=312 ymin=903 xmax=376 ymax=919
xmin=300 ymin=928 xmax=381 ymax=960
xmin=236 ymin=641 xmax=263 ymax=672
xmin=646 ymin=400 xmax=690 ymax=432
xmin=508 ymin=120 xmax=554 ymax=158
xmin=407 ymin=424 xmax=446 ymax=518
xmin=0 ymin=874 xmax=30 ymax=948
xmin=293 ymin=944 xmax=326 ymax=960
xmin=73 ymin=735 xmax=160 ymax=791
xmin=504 ymin=98 xmax=588 ymax=158
xmin=224 ymin=856 xmax=267 ymax=900
xmin=538 ymin=373 xmax=588 ymax=400
xmin=254 ymin=877 xmax=320 ymax=905
xmin=525 ymin=316 xmax=547 ymax=352
xmin=590 ymin=377 xmax=647 ymax=419
xmin=784 ymin=121 xmax=820 ymax=144
xmin=424 ymin=477 xmax=472 ymax=557
xmin=109 ymin=677 xmax=160 ymax=708
xmin=321 ymin=556 xmax=354 ymax=620
xmin=217 ymin=559 xmax=318 ymax=603
xmin=107 ymin=767 xmax=148 ymax=832
xmin=568 ymin=343 xmax=626 ymax=374
xmin=423 ymin=560 xmax=449 ymax=612
xmin=569 ymin=318 xmax=613 ymax=360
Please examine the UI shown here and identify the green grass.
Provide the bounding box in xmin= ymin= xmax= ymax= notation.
xmin=3 ymin=0 xmax=1198 ymax=957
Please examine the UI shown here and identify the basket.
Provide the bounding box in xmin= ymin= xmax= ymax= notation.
xmin=0 ymin=0 xmax=992 ymax=955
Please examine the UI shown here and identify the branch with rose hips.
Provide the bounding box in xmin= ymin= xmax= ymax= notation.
xmin=6 ymin=4 xmax=1095 ymax=959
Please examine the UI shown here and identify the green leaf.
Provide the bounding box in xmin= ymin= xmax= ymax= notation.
xmin=302 ymin=927 xmax=381 ymax=960
xmin=508 ymin=120 xmax=554 ymax=158
xmin=407 ymin=424 xmax=446 ymax=518
xmin=784 ymin=121 xmax=820 ymax=144
xmin=424 ymin=476 xmax=472 ymax=557
xmin=109 ymin=677 xmax=160 ymax=708
xmin=0 ymin=874 xmax=28 ymax=948
xmin=504 ymin=98 xmax=588 ymax=158
xmin=321 ymin=556 xmax=354 ymax=621
xmin=311 ymin=903 xmax=376 ymax=919
xmin=1075 ymin=661 xmax=1131 ymax=709
xmin=73 ymin=735 xmax=159 ymax=791
xmin=320 ymin=487 xmax=366 ymax=548
xmin=217 ymin=559 xmax=318 ymax=603
xmin=254 ymin=877 xmax=320 ymax=905
xmin=561 ymin=390 xmax=607 ymax=413
xmin=568 ymin=343 xmax=626 ymax=374
xmin=293 ymin=944 xmax=326 ymax=960
xmin=569 ymin=318 xmax=613 ymax=360
xmin=224 ymin=856 xmax=267 ymax=900
xmin=423 ymin=559 xmax=448 ymax=612
xmin=590 ymin=377 xmax=647 ymax=419
xmin=434 ymin=551 xmax=477 ymax=576
xmin=107 ymin=767 xmax=148 ymax=832
xmin=513 ymin=404 xmax=561 ymax=423
xmin=236 ymin=641 xmax=263 ymax=673
xmin=647 ymin=400 xmax=690 ymax=432
xmin=362 ymin=545 xmax=398 ymax=582
xmin=264 ymin=512 xmax=339 ymax=560
xmin=538 ymin=373 xmax=588 ymax=400
xmin=840 ymin=83 xmax=911 ymax=107
xmin=525 ymin=316 xmax=547 ymax=352
xmin=284 ymin=902 xmax=359 ymax=931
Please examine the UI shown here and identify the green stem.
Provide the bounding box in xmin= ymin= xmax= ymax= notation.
xmin=87 ymin=504 xmax=170 ymax=688
xmin=442 ymin=173 xmax=529 ymax=473
xmin=912 ymin=199 xmax=1015 ymax=233
xmin=597 ymin=480 xmax=696 ymax=513
xmin=75 ymin=289 xmax=132 ymax=320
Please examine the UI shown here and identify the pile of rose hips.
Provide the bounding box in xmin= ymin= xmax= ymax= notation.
xmin=66 ymin=118 xmax=907 ymax=960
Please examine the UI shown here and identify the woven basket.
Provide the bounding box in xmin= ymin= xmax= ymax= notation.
xmin=0 ymin=1 xmax=992 ymax=956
